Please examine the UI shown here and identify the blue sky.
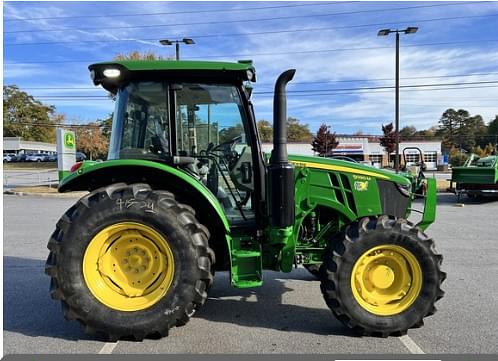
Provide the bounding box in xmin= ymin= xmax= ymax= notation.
xmin=4 ymin=1 xmax=498 ymax=134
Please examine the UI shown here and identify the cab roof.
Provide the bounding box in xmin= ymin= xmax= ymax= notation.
xmin=88 ymin=60 xmax=256 ymax=92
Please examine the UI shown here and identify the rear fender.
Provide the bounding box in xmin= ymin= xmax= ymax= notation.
xmin=59 ymin=160 xmax=231 ymax=265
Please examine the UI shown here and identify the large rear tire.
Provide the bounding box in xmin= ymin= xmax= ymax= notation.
xmin=319 ymin=216 xmax=445 ymax=337
xmin=45 ymin=183 xmax=214 ymax=340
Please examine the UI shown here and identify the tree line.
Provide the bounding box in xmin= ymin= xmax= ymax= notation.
xmin=3 ymin=85 xmax=111 ymax=160
xmin=380 ymin=109 xmax=498 ymax=165
xmin=4 ymin=85 xmax=497 ymax=165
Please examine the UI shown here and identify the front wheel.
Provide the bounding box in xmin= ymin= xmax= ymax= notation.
xmin=320 ymin=216 xmax=445 ymax=337
xmin=45 ymin=183 xmax=214 ymax=340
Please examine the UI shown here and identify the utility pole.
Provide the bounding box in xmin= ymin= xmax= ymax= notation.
xmin=378 ymin=27 xmax=418 ymax=173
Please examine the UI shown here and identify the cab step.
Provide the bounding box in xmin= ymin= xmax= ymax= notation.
xmin=230 ymin=238 xmax=262 ymax=288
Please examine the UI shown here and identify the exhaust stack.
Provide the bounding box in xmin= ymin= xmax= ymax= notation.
xmin=268 ymin=69 xmax=296 ymax=228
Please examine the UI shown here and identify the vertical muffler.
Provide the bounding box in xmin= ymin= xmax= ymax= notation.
xmin=268 ymin=69 xmax=296 ymax=228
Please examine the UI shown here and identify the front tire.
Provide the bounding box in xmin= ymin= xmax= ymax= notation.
xmin=45 ymin=183 xmax=214 ymax=340
xmin=319 ymin=216 xmax=445 ymax=337
xmin=303 ymin=264 xmax=321 ymax=279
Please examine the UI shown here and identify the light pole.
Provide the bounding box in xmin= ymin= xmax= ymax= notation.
xmin=378 ymin=27 xmax=418 ymax=173
xmin=159 ymin=38 xmax=195 ymax=60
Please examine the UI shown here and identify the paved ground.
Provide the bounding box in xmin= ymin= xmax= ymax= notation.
xmin=3 ymin=193 xmax=498 ymax=354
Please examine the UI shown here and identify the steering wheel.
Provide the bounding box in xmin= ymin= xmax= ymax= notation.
xmin=211 ymin=135 xmax=242 ymax=152
xmin=207 ymin=135 xmax=242 ymax=169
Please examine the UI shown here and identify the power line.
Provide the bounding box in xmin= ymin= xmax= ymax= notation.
xmin=276 ymin=84 xmax=498 ymax=97
xmin=5 ymin=38 xmax=498 ymax=62
xmin=5 ymin=12 xmax=498 ymax=47
xmin=4 ymin=1 xmax=348 ymax=22
xmin=255 ymin=81 xmax=498 ymax=95
xmin=24 ymin=81 xmax=498 ymax=100
xmin=16 ymin=72 xmax=498 ymax=90
xmin=4 ymin=2 xmax=484 ymax=34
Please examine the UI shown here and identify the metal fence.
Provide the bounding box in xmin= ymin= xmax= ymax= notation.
xmin=3 ymin=169 xmax=59 ymax=188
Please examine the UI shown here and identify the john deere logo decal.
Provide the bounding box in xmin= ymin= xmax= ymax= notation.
xmin=64 ymin=133 xmax=75 ymax=149
xmin=354 ymin=181 xmax=369 ymax=191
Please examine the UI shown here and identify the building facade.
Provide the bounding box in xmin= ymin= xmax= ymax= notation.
xmin=3 ymin=137 xmax=56 ymax=155
xmin=261 ymin=136 xmax=442 ymax=171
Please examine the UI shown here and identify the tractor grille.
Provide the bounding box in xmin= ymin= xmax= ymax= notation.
xmin=377 ymin=180 xmax=410 ymax=218
xmin=329 ymin=173 xmax=357 ymax=215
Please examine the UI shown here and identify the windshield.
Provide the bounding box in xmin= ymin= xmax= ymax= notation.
xmin=108 ymin=82 xmax=248 ymax=160
xmin=175 ymin=83 xmax=247 ymax=156
xmin=108 ymin=82 xmax=170 ymax=160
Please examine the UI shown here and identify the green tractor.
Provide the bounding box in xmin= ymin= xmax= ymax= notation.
xmin=45 ymin=59 xmax=445 ymax=340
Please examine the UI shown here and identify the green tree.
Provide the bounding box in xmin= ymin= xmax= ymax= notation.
xmin=257 ymin=120 xmax=273 ymax=142
xmin=113 ymin=51 xmax=165 ymax=61
xmin=488 ymin=115 xmax=498 ymax=151
xmin=438 ymin=108 xmax=465 ymax=150
xmin=438 ymin=108 xmax=486 ymax=152
xmin=3 ymin=85 xmax=60 ymax=143
xmin=97 ymin=114 xmax=113 ymax=140
xmin=75 ymin=122 xmax=109 ymax=160
xmin=399 ymin=126 xmax=417 ymax=140
xmin=448 ymin=146 xmax=467 ymax=166
xmin=311 ymin=123 xmax=338 ymax=156
xmin=413 ymin=126 xmax=438 ymax=139
xmin=287 ymin=117 xmax=312 ymax=142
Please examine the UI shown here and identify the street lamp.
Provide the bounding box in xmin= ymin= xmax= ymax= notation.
xmin=159 ymin=38 xmax=195 ymax=60
xmin=377 ymin=27 xmax=418 ymax=172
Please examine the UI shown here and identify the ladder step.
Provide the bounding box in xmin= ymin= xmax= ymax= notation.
xmin=231 ymin=250 xmax=261 ymax=258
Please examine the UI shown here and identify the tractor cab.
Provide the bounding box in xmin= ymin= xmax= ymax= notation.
xmin=90 ymin=60 xmax=263 ymax=223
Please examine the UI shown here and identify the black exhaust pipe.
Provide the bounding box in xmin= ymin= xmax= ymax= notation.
xmin=269 ymin=69 xmax=296 ymax=228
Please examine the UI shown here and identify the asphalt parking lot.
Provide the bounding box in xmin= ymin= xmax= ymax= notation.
xmin=3 ymin=193 xmax=498 ymax=354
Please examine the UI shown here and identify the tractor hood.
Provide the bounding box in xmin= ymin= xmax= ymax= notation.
xmin=288 ymin=154 xmax=412 ymax=187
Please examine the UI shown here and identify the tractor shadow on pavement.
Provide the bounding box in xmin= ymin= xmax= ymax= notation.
xmin=195 ymin=269 xmax=358 ymax=337
xmin=3 ymin=256 xmax=104 ymax=341
xmin=436 ymin=192 xmax=498 ymax=205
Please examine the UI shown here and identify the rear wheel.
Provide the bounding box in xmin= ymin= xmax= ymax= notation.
xmin=45 ymin=183 xmax=214 ymax=340
xmin=319 ymin=216 xmax=445 ymax=337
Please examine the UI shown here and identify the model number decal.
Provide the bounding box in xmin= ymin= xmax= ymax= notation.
xmin=354 ymin=181 xmax=369 ymax=191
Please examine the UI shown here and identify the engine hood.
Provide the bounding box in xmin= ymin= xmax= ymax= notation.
xmin=288 ymin=154 xmax=412 ymax=187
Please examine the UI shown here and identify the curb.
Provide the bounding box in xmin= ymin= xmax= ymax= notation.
xmin=3 ymin=189 xmax=88 ymax=198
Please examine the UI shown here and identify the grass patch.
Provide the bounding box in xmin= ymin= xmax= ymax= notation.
xmin=4 ymin=162 xmax=57 ymax=170
xmin=11 ymin=185 xmax=59 ymax=193
xmin=436 ymin=179 xmax=451 ymax=192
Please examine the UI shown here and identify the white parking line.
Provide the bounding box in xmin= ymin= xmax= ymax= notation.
xmin=98 ymin=342 xmax=118 ymax=354
xmin=399 ymin=334 xmax=425 ymax=354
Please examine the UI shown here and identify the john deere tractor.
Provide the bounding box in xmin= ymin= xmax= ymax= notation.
xmin=45 ymin=60 xmax=445 ymax=340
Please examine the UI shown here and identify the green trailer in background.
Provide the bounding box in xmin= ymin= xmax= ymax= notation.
xmin=451 ymin=154 xmax=498 ymax=200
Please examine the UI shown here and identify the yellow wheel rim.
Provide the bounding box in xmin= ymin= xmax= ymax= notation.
xmin=83 ymin=222 xmax=174 ymax=312
xmin=351 ymin=245 xmax=422 ymax=316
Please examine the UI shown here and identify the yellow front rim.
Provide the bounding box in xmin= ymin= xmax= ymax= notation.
xmin=351 ymin=245 xmax=422 ymax=316
xmin=83 ymin=222 xmax=174 ymax=312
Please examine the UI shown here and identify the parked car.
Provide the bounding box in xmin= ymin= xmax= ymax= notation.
xmin=26 ymin=153 xmax=49 ymax=162
xmin=16 ymin=153 xmax=29 ymax=162
xmin=3 ymin=153 xmax=17 ymax=162
xmin=48 ymin=154 xmax=58 ymax=162
xmin=76 ymin=152 xmax=87 ymax=162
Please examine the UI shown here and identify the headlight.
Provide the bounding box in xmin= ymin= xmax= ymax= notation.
xmin=103 ymin=68 xmax=121 ymax=78
xmin=89 ymin=69 xmax=96 ymax=81
xmin=246 ymin=69 xmax=254 ymax=81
